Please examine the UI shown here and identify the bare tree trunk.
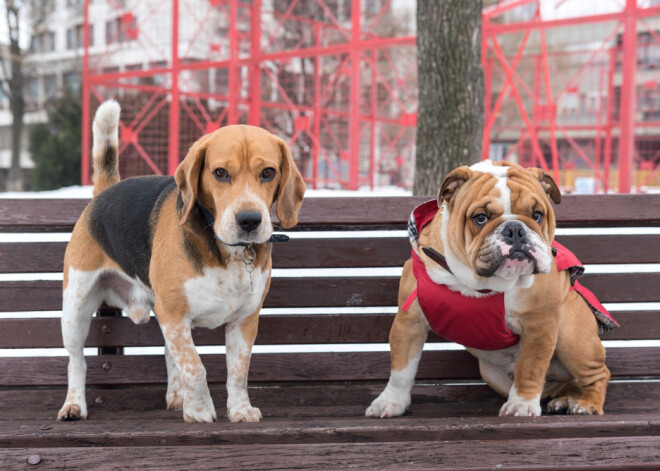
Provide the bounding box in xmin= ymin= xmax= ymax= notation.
xmin=414 ymin=0 xmax=484 ymax=195
xmin=5 ymin=3 xmax=24 ymax=191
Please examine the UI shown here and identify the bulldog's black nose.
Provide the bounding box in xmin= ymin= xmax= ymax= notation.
xmin=501 ymin=221 xmax=527 ymax=245
xmin=236 ymin=211 xmax=262 ymax=233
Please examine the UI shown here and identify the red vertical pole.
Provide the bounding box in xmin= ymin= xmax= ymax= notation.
xmin=483 ymin=58 xmax=492 ymax=161
xmin=594 ymin=65 xmax=604 ymax=191
xmin=539 ymin=24 xmax=560 ymax=185
xmin=604 ymin=48 xmax=615 ymax=193
xmin=168 ymin=0 xmax=180 ymax=176
xmin=369 ymin=49 xmax=377 ymax=190
xmin=481 ymin=20 xmax=491 ymax=161
xmin=618 ymin=0 xmax=637 ymax=193
xmin=348 ymin=0 xmax=361 ymax=190
xmin=248 ymin=0 xmax=261 ymax=126
xmin=312 ymin=22 xmax=321 ymax=190
xmin=81 ymin=0 xmax=91 ymax=185
xmin=228 ymin=0 xmax=239 ymax=124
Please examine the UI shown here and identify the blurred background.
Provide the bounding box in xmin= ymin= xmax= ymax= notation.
xmin=1 ymin=0 xmax=660 ymax=194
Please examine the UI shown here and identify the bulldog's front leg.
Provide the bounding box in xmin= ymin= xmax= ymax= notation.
xmin=500 ymin=316 xmax=558 ymax=417
xmin=159 ymin=314 xmax=217 ymax=423
xmin=225 ymin=311 xmax=262 ymax=422
xmin=367 ymin=295 xmax=430 ymax=418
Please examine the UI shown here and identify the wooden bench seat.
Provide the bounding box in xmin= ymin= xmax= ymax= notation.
xmin=1 ymin=195 xmax=659 ymax=470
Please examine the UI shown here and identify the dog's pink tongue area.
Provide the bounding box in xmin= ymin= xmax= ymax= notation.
xmin=502 ymin=257 xmax=532 ymax=273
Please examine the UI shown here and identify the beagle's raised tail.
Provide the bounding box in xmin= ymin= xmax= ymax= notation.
xmin=92 ymin=100 xmax=121 ymax=196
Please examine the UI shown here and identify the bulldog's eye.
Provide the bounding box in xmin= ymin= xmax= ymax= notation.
xmin=214 ymin=168 xmax=230 ymax=182
xmin=472 ymin=214 xmax=489 ymax=226
xmin=532 ymin=210 xmax=544 ymax=224
xmin=260 ymin=167 xmax=276 ymax=182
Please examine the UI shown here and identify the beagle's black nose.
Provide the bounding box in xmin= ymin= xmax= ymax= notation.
xmin=236 ymin=211 xmax=262 ymax=234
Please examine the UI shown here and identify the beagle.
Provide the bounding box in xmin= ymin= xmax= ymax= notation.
xmin=58 ymin=100 xmax=305 ymax=423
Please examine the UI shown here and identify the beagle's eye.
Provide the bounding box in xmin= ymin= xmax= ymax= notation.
xmin=472 ymin=214 xmax=489 ymax=226
xmin=260 ymin=167 xmax=276 ymax=182
xmin=532 ymin=210 xmax=544 ymax=224
xmin=214 ymin=168 xmax=230 ymax=182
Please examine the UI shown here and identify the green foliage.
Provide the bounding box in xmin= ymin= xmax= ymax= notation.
xmin=29 ymin=92 xmax=81 ymax=191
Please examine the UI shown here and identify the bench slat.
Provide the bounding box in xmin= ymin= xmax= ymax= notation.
xmin=2 ymin=273 xmax=659 ymax=312
xmin=0 ymin=311 xmax=656 ymax=349
xmin=1 ymin=382 xmax=658 ymax=423
xmin=0 ymin=348 xmax=657 ymax=386
xmin=2 ymin=436 xmax=659 ymax=470
xmin=2 ymin=233 xmax=660 ymax=274
xmin=2 ymin=195 xmax=660 ymax=232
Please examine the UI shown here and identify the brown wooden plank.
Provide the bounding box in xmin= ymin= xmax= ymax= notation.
xmin=1 ymin=233 xmax=659 ymax=275
xmin=2 ymin=436 xmax=660 ymax=470
xmin=2 ymin=272 xmax=659 ymax=312
xmin=0 ymin=310 xmax=656 ymax=349
xmin=2 ymin=195 xmax=660 ymax=232
xmin=1 ymin=411 xmax=659 ymax=449
xmin=0 ymin=348 xmax=657 ymax=386
xmin=0 ymin=381 xmax=656 ymax=424
xmin=0 ymin=242 xmax=67 ymax=274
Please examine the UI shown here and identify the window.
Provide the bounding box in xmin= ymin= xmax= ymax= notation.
xmin=44 ymin=74 xmax=57 ymax=99
xmin=64 ymin=72 xmax=81 ymax=93
xmin=26 ymin=78 xmax=39 ymax=103
xmin=30 ymin=31 xmax=56 ymax=53
xmin=105 ymin=15 xmax=137 ymax=45
xmin=66 ymin=24 xmax=91 ymax=49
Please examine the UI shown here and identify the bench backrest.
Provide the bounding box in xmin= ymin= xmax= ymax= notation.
xmin=0 ymin=195 xmax=659 ymax=387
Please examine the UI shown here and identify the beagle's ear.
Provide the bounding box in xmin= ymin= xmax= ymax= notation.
xmin=439 ymin=166 xmax=472 ymax=205
xmin=527 ymin=167 xmax=561 ymax=204
xmin=174 ymin=136 xmax=209 ymax=225
xmin=274 ymin=137 xmax=306 ymax=229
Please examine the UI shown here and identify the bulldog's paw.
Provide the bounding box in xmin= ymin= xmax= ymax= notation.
xmin=182 ymin=392 xmax=217 ymax=423
xmin=546 ymin=396 xmax=571 ymax=414
xmin=366 ymin=390 xmax=410 ymax=418
xmin=228 ymin=404 xmax=262 ymax=423
xmin=57 ymin=402 xmax=87 ymax=421
xmin=567 ymin=399 xmax=603 ymax=415
xmin=499 ymin=395 xmax=542 ymax=417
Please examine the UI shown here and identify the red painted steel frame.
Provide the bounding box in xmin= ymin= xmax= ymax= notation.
xmin=82 ymin=0 xmax=660 ymax=192
xmin=483 ymin=0 xmax=660 ymax=192
xmin=82 ymin=0 xmax=417 ymax=190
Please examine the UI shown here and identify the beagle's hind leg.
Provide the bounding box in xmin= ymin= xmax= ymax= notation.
xmin=58 ymin=269 xmax=104 ymax=420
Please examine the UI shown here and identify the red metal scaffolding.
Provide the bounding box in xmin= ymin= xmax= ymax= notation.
xmin=82 ymin=0 xmax=660 ymax=192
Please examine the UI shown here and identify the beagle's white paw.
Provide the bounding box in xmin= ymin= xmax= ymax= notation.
xmin=182 ymin=390 xmax=217 ymax=423
xmin=366 ymin=388 xmax=410 ymax=418
xmin=228 ymin=404 xmax=262 ymax=422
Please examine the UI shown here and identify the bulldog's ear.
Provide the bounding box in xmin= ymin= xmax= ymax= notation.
xmin=174 ymin=136 xmax=209 ymax=225
xmin=527 ymin=167 xmax=561 ymax=204
xmin=274 ymin=137 xmax=306 ymax=229
xmin=439 ymin=166 xmax=472 ymax=204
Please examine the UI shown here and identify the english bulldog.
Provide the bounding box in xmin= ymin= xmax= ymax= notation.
xmin=366 ymin=160 xmax=617 ymax=418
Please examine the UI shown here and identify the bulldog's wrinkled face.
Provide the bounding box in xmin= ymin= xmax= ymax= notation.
xmin=439 ymin=160 xmax=561 ymax=291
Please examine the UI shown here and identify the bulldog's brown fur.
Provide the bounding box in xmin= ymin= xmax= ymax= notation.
xmin=367 ymin=161 xmax=609 ymax=418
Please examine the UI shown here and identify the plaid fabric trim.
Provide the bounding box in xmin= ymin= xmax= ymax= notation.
xmin=408 ymin=210 xmax=419 ymax=249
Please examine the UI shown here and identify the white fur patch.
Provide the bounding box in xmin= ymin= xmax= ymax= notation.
xmin=184 ymin=253 xmax=270 ymax=329
xmin=366 ymin=351 xmax=422 ymax=418
xmin=499 ymin=384 xmax=542 ymax=417
xmin=217 ymin=184 xmax=272 ymax=245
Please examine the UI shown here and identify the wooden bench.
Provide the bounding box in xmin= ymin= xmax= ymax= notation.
xmin=0 ymin=195 xmax=659 ymax=470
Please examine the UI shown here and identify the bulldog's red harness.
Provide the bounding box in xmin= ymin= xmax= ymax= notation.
xmin=403 ymin=200 xmax=618 ymax=351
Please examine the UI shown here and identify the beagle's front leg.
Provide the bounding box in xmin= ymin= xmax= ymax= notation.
xmin=159 ymin=314 xmax=216 ymax=423
xmin=225 ymin=311 xmax=262 ymax=422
